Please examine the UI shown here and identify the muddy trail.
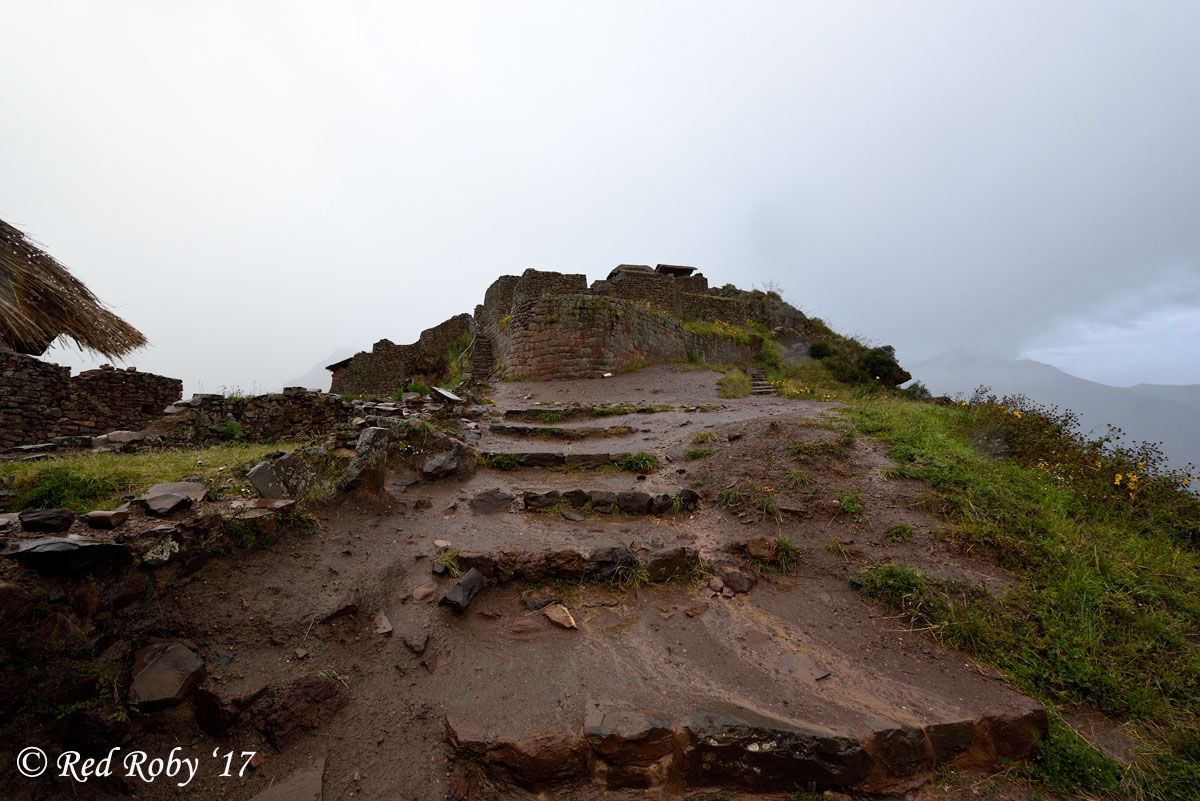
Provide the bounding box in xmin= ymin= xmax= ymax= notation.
xmin=2 ymin=366 xmax=1047 ymax=801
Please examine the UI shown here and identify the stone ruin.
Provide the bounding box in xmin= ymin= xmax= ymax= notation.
xmin=330 ymin=264 xmax=799 ymax=395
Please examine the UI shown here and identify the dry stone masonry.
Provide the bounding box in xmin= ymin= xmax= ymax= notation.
xmin=0 ymin=353 xmax=181 ymax=449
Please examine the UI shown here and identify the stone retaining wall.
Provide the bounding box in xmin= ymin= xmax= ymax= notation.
xmin=163 ymin=388 xmax=352 ymax=444
xmin=0 ymin=353 xmax=182 ymax=449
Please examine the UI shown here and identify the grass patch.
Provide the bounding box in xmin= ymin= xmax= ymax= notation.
xmin=717 ymin=487 xmax=744 ymax=508
xmin=693 ymin=430 xmax=721 ymax=444
xmin=882 ymin=523 xmax=913 ymax=544
xmin=716 ymin=369 xmax=751 ymax=399
xmin=540 ymin=409 xmax=569 ymax=424
xmin=617 ymin=452 xmax=660 ymax=472
xmin=834 ymin=489 xmax=866 ymax=522
xmin=685 ymin=448 xmax=715 ymax=461
xmin=785 ymin=468 xmax=812 ymax=490
xmin=481 ymin=453 xmax=521 ymax=471
xmin=0 ymin=443 xmax=302 ymax=513
xmin=838 ymin=392 xmax=1200 ymax=798
xmin=786 ymin=438 xmax=846 ymax=464
xmin=590 ymin=405 xmax=636 ymax=417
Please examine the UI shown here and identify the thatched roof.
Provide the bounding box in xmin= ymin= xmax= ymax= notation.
xmin=0 ymin=219 xmax=146 ymax=358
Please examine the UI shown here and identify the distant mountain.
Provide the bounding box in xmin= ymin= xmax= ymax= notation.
xmin=907 ymin=351 xmax=1200 ymax=470
xmin=1125 ymin=383 xmax=1200 ymax=412
xmin=277 ymin=347 xmax=356 ymax=393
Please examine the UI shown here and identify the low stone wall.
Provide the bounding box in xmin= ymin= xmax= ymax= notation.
xmin=0 ymin=353 xmax=182 ymax=449
xmin=501 ymin=295 xmax=759 ymax=380
xmin=329 ymin=314 xmax=472 ymax=398
xmin=163 ymin=388 xmax=352 ymax=444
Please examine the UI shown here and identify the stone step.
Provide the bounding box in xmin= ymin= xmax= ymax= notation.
xmin=445 ymin=696 xmax=1047 ymax=796
xmin=479 ymin=450 xmax=637 ymax=469
xmin=487 ymin=423 xmax=635 ymax=440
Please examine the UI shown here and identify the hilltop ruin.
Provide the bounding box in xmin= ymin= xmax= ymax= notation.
xmin=327 ymin=264 xmax=826 ymax=396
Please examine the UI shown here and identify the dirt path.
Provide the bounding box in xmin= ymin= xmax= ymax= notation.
xmin=8 ymin=365 xmax=1046 ymax=800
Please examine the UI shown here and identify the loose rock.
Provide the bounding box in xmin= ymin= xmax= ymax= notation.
xmin=19 ymin=509 xmax=76 ymax=533
xmin=440 ymin=568 xmax=485 ymax=613
xmin=128 ymin=643 xmax=205 ymax=708
xmin=543 ymin=603 xmax=577 ymax=629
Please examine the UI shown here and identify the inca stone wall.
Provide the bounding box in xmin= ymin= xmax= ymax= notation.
xmin=501 ymin=295 xmax=759 ymax=380
xmin=328 ymin=314 xmax=472 ymax=397
xmin=162 ymin=388 xmax=351 ymax=444
xmin=0 ymin=353 xmax=182 ymax=449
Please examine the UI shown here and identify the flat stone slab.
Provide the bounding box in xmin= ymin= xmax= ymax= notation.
xmin=247 ymin=462 xmax=288 ymax=499
xmin=19 ymin=509 xmax=76 ymax=533
xmin=138 ymin=482 xmax=208 ymax=504
xmin=3 ymin=535 xmax=132 ymax=575
xmin=129 ymin=642 xmax=205 ymax=707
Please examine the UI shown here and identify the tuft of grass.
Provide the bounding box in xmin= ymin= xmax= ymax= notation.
xmin=717 ymin=487 xmax=744 ymax=508
xmin=685 ymin=448 xmax=715 ymax=461
xmin=883 ymin=523 xmax=913 ymax=544
xmin=834 ymin=489 xmax=866 ymax=523
xmin=0 ymin=442 xmax=302 ymax=513
xmin=436 ymin=548 xmax=462 ymax=578
xmin=540 ymin=409 xmax=569 ymax=424
xmin=717 ymin=369 xmax=752 ymax=399
xmin=611 ymin=563 xmax=651 ymax=589
xmin=775 ymin=537 xmax=801 ymax=571
xmin=785 ymin=468 xmax=812 ymax=490
xmin=481 ymin=453 xmax=521 ymax=471
xmin=693 ymin=430 xmax=721 ymax=444
xmin=617 ymin=452 xmax=660 ymax=472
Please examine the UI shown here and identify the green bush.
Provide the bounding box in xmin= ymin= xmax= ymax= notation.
xmin=406 ymin=381 xmax=430 ymax=395
xmin=717 ymin=369 xmax=751 ymax=398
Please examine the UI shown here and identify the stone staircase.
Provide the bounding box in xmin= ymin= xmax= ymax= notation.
xmin=469 ymin=332 xmax=495 ymax=381
xmin=749 ymin=366 xmax=773 ymax=395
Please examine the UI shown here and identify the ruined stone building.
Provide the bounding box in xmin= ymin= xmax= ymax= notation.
xmin=329 ymin=264 xmax=788 ymax=395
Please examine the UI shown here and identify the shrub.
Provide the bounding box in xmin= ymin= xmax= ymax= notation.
xmin=717 ymin=369 xmax=751 ymax=398
xmin=406 ymin=381 xmax=430 ymax=395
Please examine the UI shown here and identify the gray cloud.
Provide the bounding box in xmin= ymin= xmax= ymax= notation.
xmin=1 ymin=1 xmax=1197 ymax=393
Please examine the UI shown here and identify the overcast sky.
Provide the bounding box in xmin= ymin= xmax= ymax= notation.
xmin=2 ymin=1 xmax=1198 ymax=395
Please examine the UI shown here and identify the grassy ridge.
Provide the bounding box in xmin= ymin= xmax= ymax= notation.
xmin=841 ymin=392 xmax=1200 ymax=799
xmin=0 ymin=443 xmax=299 ymax=513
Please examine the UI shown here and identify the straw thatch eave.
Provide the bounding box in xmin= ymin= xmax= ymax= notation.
xmin=0 ymin=219 xmax=146 ymax=359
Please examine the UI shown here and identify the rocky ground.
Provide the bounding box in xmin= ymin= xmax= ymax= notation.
xmin=1 ymin=365 xmax=1051 ymax=800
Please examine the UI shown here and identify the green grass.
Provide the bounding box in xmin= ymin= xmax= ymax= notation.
xmin=693 ymin=430 xmax=721 ymax=444
xmin=785 ymin=468 xmax=812 ymax=489
xmin=882 ymin=523 xmax=913 ymax=544
xmin=840 ymin=393 xmax=1200 ymax=798
xmin=685 ymin=448 xmax=715 ymax=461
xmin=590 ymin=405 xmax=636 ymax=417
xmin=540 ymin=409 xmax=569 ymax=424
xmin=786 ymin=438 xmax=846 ymax=463
xmin=717 ymin=487 xmax=744 ymax=508
xmin=834 ymin=489 xmax=866 ymax=522
xmin=617 ymin=452 xmax=660 ymax=472
xmin=716 ymin=369 xmax=751 ymax=399
xmin=481 ymin=453 xmax=521 ymax=471
xmin=0 ymin=442 xmax=302 ymax=513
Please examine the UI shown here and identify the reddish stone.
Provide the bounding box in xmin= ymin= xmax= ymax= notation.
xmin=263 ymin=675 xmax=348 ymax=750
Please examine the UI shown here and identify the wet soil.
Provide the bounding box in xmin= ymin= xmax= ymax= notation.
xmin=5 ymin=366 xmax=1054 ymax=800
